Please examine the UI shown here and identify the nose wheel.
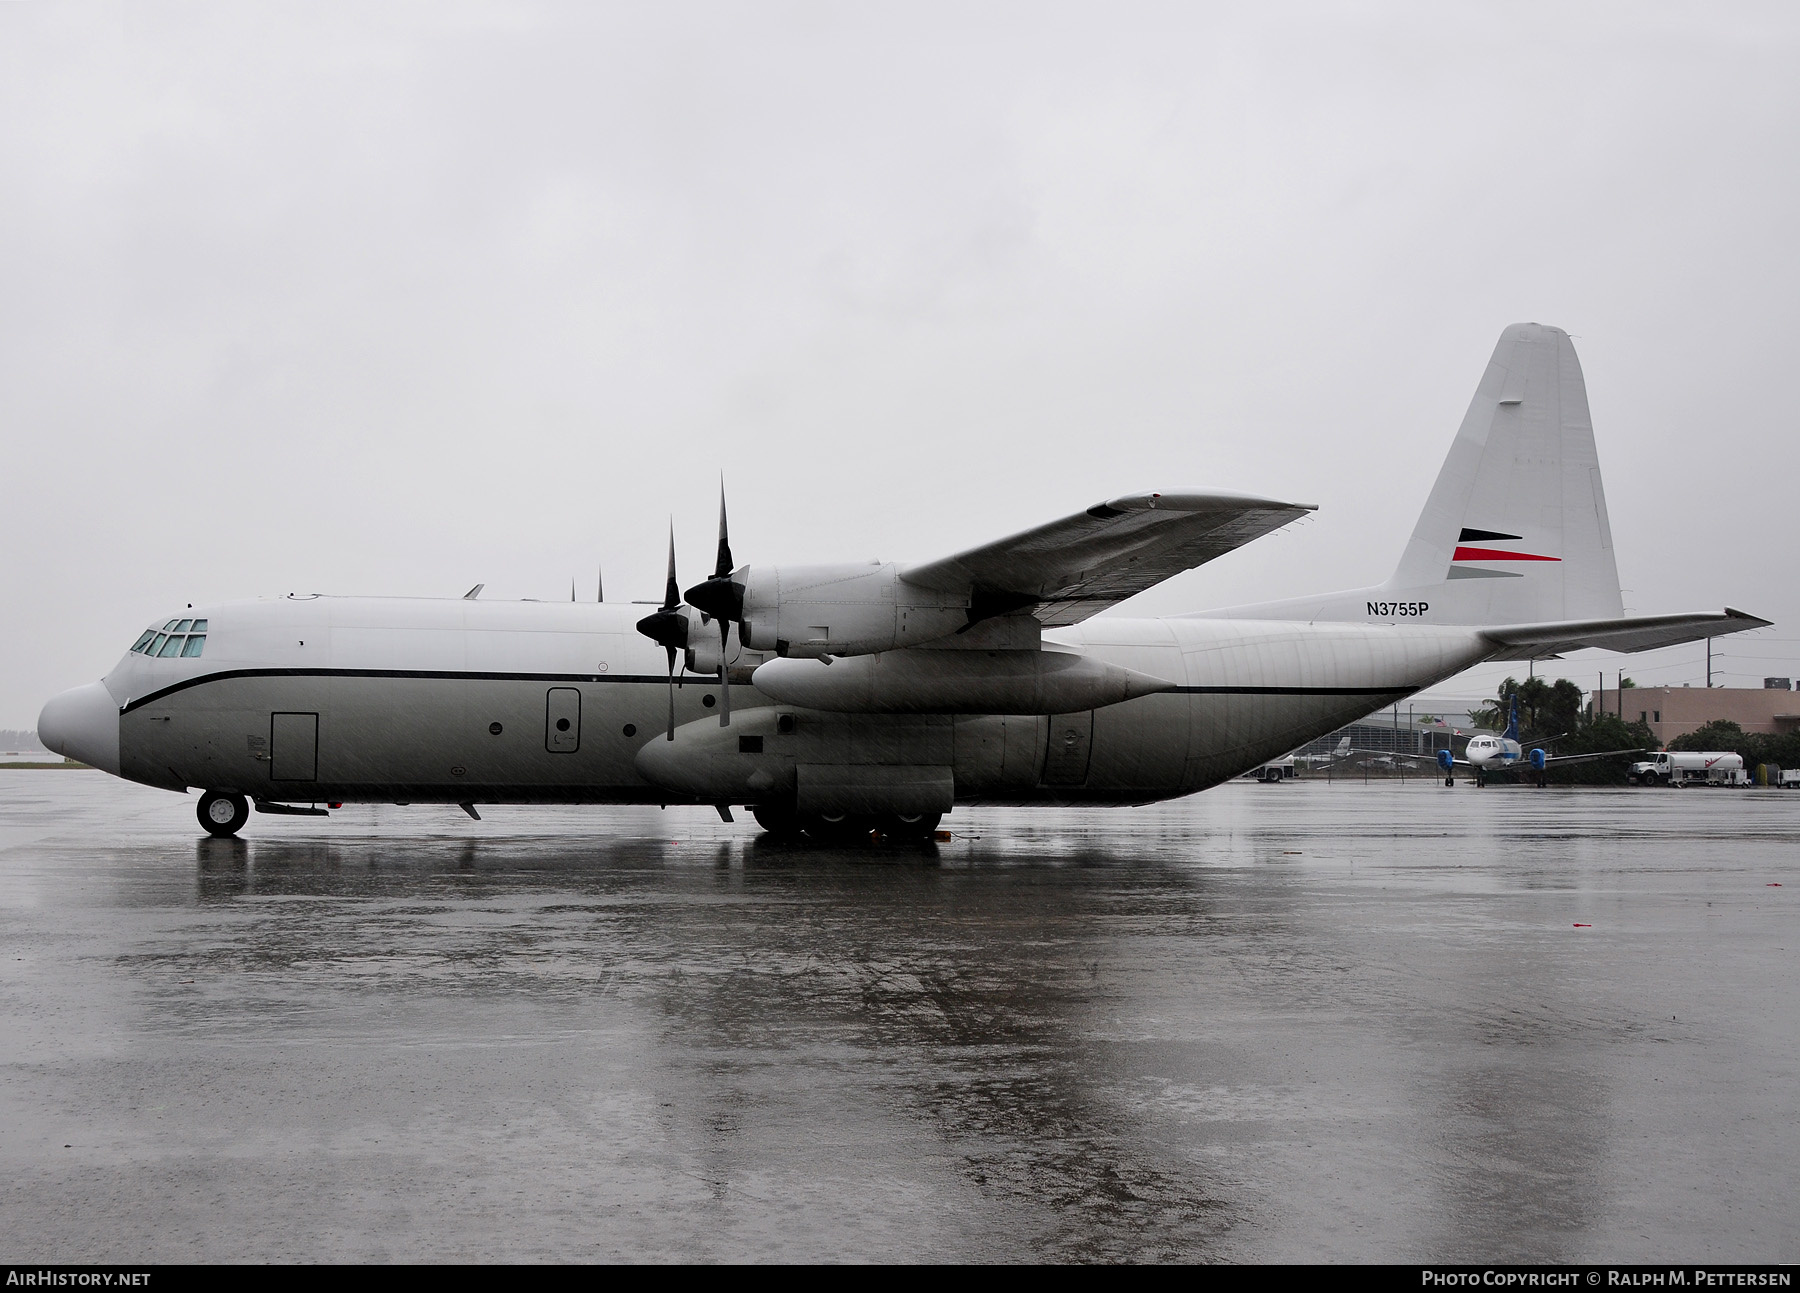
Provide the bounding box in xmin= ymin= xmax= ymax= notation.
xmin=198 ymin=790 xmax=249 ymax=838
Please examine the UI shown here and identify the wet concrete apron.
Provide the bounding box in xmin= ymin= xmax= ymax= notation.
xmin=1 ymin=774 xmax=1794 ymax=1261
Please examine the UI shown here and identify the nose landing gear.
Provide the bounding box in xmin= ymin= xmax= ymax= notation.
xmin=197 ymin=790 xmax=249 ymax=838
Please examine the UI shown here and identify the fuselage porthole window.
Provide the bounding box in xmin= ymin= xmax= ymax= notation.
xmin=131 ymin=631 xmax=157 ymax=653
xmin=156 ymin=635 xmax=184 ymax=658
xmin=181 ymin=635 xmax=205 ymax=657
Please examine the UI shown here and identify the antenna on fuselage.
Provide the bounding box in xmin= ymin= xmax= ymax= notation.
xmin=597 ymin=566 xmax=604 ymax=603
xmin=463 ymin=584 xmax=484 ymax=600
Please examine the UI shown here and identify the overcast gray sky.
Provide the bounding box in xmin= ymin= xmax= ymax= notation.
xmin=5 ymin=1 xmax=1797 ymax=729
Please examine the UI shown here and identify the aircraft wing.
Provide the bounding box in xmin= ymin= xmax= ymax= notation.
xmin=903 ymin=490 xmax=1316 ymax=627
xmin=1542 ymin=747 xmax=1644 ymax=766
xmin=1479 ymin=608 xmax=1769 ymax=660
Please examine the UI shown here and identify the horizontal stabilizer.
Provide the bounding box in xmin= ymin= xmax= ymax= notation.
xmin=1479 ymin=608 xmax=1770 ymax=660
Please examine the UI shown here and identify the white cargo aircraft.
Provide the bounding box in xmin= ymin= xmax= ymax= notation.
xmin=38 ymin=324 xmax=1767 ymax=839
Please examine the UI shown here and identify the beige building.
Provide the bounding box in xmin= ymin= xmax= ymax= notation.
xmin=1593 ymin=684 xmax=1800 ymax=746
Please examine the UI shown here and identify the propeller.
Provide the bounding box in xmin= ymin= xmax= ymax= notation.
xmin=684 ymin=484 xmax=742 ymax=727
xmin=634 ymin=524 xmax=689 ymax=740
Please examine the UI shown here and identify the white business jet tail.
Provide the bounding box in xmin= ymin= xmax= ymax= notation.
xmin=1194 ymin=322 xmax=1769 ymax=652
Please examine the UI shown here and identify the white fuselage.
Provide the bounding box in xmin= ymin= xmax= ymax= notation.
xmin=1463 ymin=734 xmax=1524 ymax=771
xmin=48 ymin=595 xmax=1498 ymax=810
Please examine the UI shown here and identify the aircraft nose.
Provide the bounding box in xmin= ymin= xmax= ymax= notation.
xmin=37 ymin=681 xmax=121 ymax=776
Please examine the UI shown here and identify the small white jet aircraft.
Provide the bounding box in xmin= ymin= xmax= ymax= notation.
xmin=1435 ymin=694 xmax=1641 ymax=787
xmin=1297 ymin=737 xmax=1355 ymax=770
xmin=38 ymin=324 xmax=1767 ymax=839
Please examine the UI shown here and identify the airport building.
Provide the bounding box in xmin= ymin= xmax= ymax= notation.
xmin=1290 ymin=708 xmax=1475 ymax=764
xmin=1591 ymin=681 xmax=1800 ymax=745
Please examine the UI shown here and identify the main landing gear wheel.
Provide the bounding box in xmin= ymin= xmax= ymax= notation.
xmin=875 ymin=811 xmax=942 ymax=840
xmin=198 ymin=790 xmax=249 ymax=838
xmin=801 ymin=812 xmax=871 ymax=843
xmin=752 ymin=802 xmax=804 ymax=840
xmin=1444 ymin=774 xmax=1455 ymax=787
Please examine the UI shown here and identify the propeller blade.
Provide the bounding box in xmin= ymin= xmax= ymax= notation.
xmin=636 ymin=524 xmax=690 ymax=727
xmin=713 ymin=481 xmax=733 ymax=579
xmin=684 ymin=485 xmax=745 ymax=624
xmin=662 ymin=523 xmax=680 ymax=611
xmin=664 ymin=645 xmax=677 ymax=740
xmin=717 ymin=616 xmax=731 ymax=727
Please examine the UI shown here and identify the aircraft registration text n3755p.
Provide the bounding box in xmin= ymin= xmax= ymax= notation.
xmin=36 ymin=324 xmax=1769 ymax=839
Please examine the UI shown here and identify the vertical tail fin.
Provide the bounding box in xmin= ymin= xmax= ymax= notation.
xmin=1386 ymin=323 xmax=1624 ymax=623
xmin=1196 ymin=323 xmax=1627 ymax=626
xmin=1504 ymin=694 xmax=1520 ymax=742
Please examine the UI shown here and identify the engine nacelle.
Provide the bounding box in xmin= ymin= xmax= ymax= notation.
xmin=684 ymin=618 xmax=774 ymax=683
xmin=736 ymin=562 xmax=968 ymax=659
xmin=1529 ymin=747 xmax=1548 ymax=771
xmin=1437 ymin=749 xmax=1455 ymax=771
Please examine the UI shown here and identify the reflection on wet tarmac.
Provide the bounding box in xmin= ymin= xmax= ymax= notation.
xmin=1 ymin=774 xmax=1795 ymax=1261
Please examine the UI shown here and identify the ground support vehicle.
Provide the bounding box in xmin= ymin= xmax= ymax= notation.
xmin=1629 ymin=751 xmax=1748 ymax=787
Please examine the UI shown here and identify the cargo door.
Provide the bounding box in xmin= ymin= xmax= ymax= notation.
xmin=1041 ymin=711 xmax=1094 ymax=786
xmin=270 ymin=712 xmax=319 ymax=782
xmin=545 ymin=688 xmax=581 ymax=753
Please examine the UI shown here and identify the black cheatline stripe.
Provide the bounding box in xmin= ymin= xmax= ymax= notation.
xmin=1169 ymin=685 xmax=1406 ymax=696
xmin=121 ymin=669 xmax=1407 ymax=715
xmin=1458 ymin=527 xmax=1522 ymax=543
xmin=120 ymin=667 xmax=674 ymax=714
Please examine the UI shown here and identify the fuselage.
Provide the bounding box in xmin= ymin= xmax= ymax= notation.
xmin=39 ymin=594 xmax=1498 ymax=812
xmin=1463 ymin=734 xmax=1525 ymax=770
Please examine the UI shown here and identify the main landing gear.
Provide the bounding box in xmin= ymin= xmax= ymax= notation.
xmin=197 ymin=790 xmax=249 ymax=838
xmin=751 ymin=802 xmax=943 ymax=843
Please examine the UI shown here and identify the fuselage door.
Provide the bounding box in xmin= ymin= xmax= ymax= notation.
xmin=546 ymin=688 xmax=581 ymax=753
xmin=1041 ymin=711 xmax=1094 ymax=787
xmin=270 ymin=712 xmax=319 ymax=781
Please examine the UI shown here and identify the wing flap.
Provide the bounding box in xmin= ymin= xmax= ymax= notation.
xmin=905 ymin=490 xmax=1315 ymax=626
xmin=1479 ymin=608 xmax=1770 ymax=659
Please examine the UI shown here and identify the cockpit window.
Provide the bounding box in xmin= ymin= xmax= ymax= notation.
xmin=133 ymin=620 xmax=207 ymax=658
